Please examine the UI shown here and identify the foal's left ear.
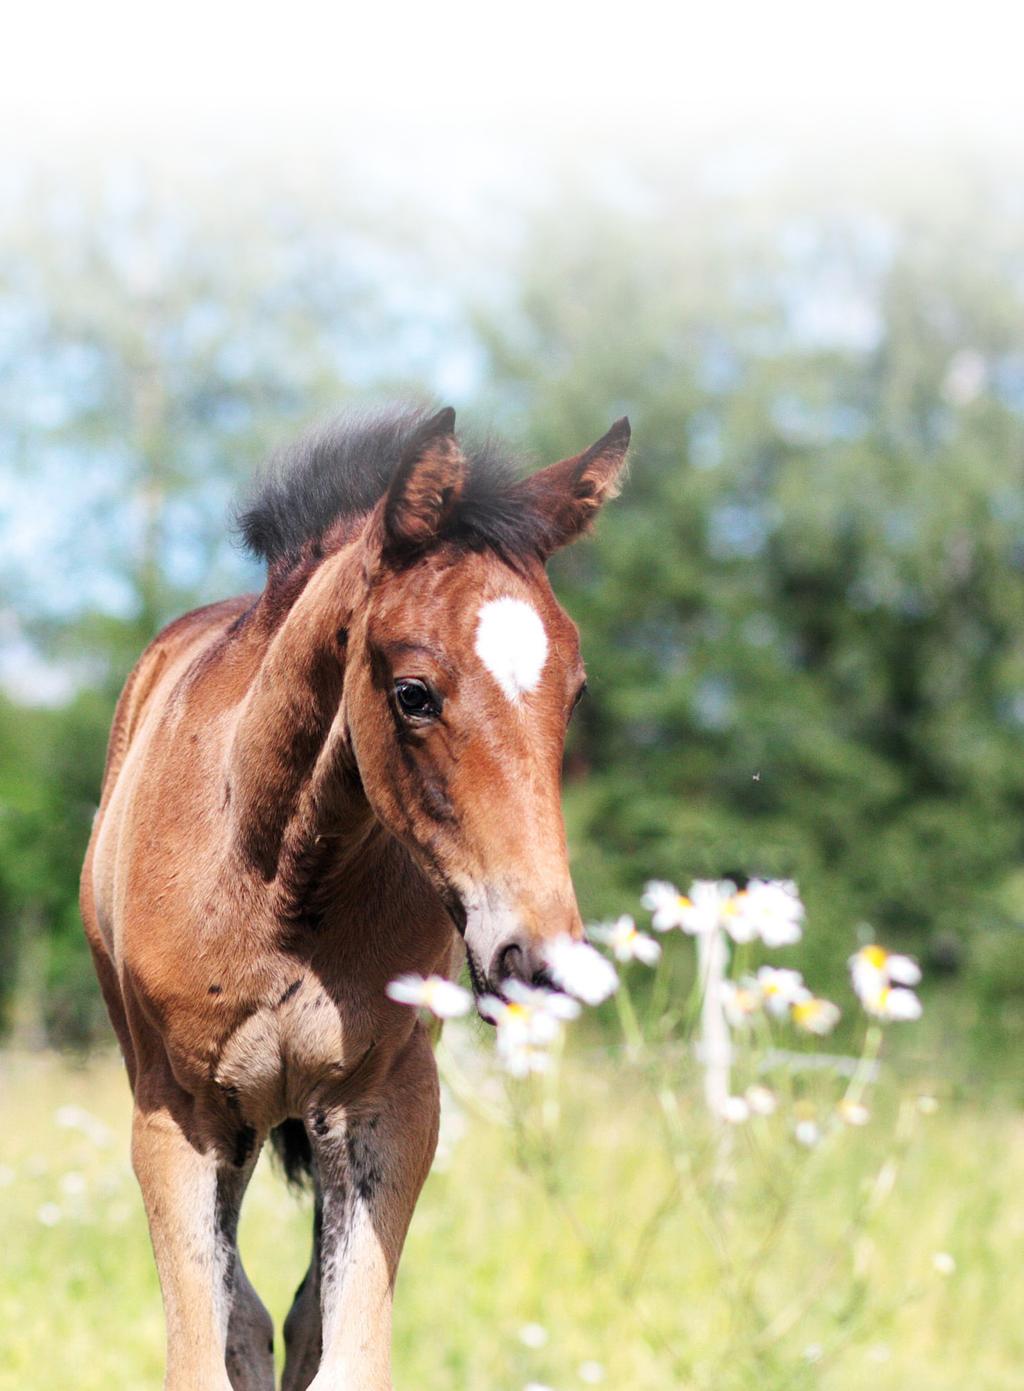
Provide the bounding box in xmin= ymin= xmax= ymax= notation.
xmin=378 ymin=407 xmax=467 ymax=561
xmin=517 ymin=417 xmax=631 ymax=555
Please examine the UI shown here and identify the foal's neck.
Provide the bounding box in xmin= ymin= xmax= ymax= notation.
xmin=229 ymin=537 xmax=365 ymax=883
xmin=228 ymin=534 xmax=442 ymax=948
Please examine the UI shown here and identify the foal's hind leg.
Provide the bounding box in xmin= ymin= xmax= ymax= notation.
xmin=226 ymin=1257 xmax=275 ymax=1391
xmin=281 ymin=1194 xmax=323 ymax=1391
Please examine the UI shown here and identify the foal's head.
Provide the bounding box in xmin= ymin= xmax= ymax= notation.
xmin=340 ymin=409 xmax=630 ymax=998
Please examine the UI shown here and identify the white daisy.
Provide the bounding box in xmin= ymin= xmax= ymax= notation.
xmin=745 ymin=1084 xmax=778 ymax=1116
xmin=849 ymin=944 xmax=921 ymax=1004
xmin=794 ymin=1118 xmax=821 ymax=1148
xmin=386 ymin=973 xmax=473 ymax=1018
xmin=544 ymin=935 xmax=619 ymax=1005
xmin=716 ymin=884 xmax=761 ymax=943
xmin=836 ymin=1099 xmax=870 ymax=1126
xmin=480 ymin=982 xmax=580 ymax=1076
xmin=721 ymin=977 xmax=762 ymax=1028
xmin=862 ymin=983 xmax=923 ymax=1021
xmin=755 ymin=965 xmax=806 ymax=1018
xmin=641 ymin=880 xmax=691 ymax=932
xmin=518 ymin=1323 xmax=548 ymax=1350
xmin=589 ymin=914 xmax=661 ymax=965
xmin=790 ymin=993 xmax=841 ymax=1036
xmin=719 ymin=1095 xmax=751 ymax=1124
xmin=735 ymin=878 xmax=805 ymax=946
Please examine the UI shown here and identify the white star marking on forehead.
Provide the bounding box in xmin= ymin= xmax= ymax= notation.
xmin=474 ymin=598 xmax=549 ymax=702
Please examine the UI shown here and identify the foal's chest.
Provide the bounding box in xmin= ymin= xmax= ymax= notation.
xmin=167 ymin=973 xmax=367 ymax=1128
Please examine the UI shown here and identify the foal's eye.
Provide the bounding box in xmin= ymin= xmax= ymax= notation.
xmin=570 ymin=680 xmax=588 ymax=718
xmin=394 ymin=679 xmax=440 ymax=720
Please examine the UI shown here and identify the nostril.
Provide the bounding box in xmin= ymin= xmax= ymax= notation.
xmin=495 ymin=941 xmax=528 ymax=984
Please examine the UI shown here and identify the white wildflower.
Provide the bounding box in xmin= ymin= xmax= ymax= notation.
xmin=544 ymin=935 xmax=619 ymax=1005
xmin=702 ymin=880 xmax=759 ymax=941
xmin=794 ymin=1118 xmax=821 ymax=1148
xmin=481 ymin=982 xmax=579 ymax=1077
xmin=837 ymin=1099 xmax=870 ymax=1126
xmin=641 ymin=879 xmax=691 ymax=932
xmin=589 ymin=915 xmax=661 ymax=965
xmin=791 ymin=994 xmax=841 ymax=1036
xmin=721 ymin=978 xmax=762 ymax=1028
xmin=578 ymin=1362 xmax=605 ymax=1384
xmin=850 ymin=945 xmax=922 ymax=1020
xmin=857 ymin=979 xmax=929 ymax=1023
xmin=917 ymin=1094 xmax=939 ymax=1115
xmin=654 ymin=879 xmax=740 ymax=936
xmin=734 ymin=879 xmax=805 ymax=946
xmin=386 ymin=973 xmax=473 ymax=1019
xmin=869 ymin=986 xmax=923 ymax=1021
xmin=745 ymin=1084 xmax=778 ymax=1116
xmin=755 ymin=965 xmax=806 ymax=1018
xmin=518 ymin=1323 xmax=549 ymax=1349
xmin=37 ymin=1203 xmax=62 ymax=1227
xmin=932 ymin=1251 xmax=956 ymax=1276
xmin=719 ymin=1095 xmax=750 ymax=1124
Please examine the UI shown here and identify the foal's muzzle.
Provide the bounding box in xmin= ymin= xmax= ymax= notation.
xmin=461 ymin=891 xmax=577 ymax=1001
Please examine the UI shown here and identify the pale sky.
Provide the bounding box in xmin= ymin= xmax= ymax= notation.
xmin=4 ymin=0 xmax=1023 ymax=157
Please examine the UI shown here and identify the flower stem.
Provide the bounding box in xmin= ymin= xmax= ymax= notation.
xmin=615 ymin=973 xmax=645 ymax=1059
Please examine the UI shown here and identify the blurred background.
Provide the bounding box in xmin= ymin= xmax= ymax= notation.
xmin=3 ymin=6 xmax=1024 ymax=1388
xmin=4 ymin=3 xmax=1024 ymax=1059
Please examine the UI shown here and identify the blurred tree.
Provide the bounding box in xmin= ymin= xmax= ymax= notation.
xmin=477 ymin=160 xmax=1024 ymax=990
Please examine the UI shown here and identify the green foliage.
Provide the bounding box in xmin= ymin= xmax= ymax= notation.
xmin=0 ymin=692 xmax=109 ymax=1042
xmin=482 ymin=165 xmax=1024 ymax=997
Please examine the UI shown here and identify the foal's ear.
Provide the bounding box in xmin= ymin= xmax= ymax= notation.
xmin=379 ymin=407 xmax=466 ymax=560
xmin=518 ymin=417 xmax=631 ymax=555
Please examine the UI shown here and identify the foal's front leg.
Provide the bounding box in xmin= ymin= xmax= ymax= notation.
xmin=132 ymin=1092 xmax=271 ymax=1391
xmin=305 ymin=1027 xmax=440 ymax=1390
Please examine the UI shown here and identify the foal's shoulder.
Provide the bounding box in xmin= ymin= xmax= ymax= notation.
xmin=100 ymin=595 xmax=255 ymax=796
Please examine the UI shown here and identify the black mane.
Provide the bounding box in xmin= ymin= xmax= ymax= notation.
xmin=237 ymin=405 xmax=548 ymax=568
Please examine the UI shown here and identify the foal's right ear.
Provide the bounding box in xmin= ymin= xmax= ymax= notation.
xmin=516 ymin=417 xmax=631 ymax=555
xmin=377 ymin=407 xmax=467 ymax=562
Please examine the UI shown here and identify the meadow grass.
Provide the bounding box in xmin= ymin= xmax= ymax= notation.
xmin=0 ymin=1031 xmax=1022 ymax=1391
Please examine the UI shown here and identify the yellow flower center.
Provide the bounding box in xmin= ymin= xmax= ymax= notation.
xmin=861 ymin=945 xmax=888 ymax=969
xmin=677 ymin=895 xmax=692 ymax=909
xmin=504 ymin=1002 xmax=528 ymax=1020
xmin=792 ymin=999 xmax=821 ymax=1025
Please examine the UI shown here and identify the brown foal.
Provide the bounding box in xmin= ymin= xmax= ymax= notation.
xmin=80 ymin=405 xmax=629 ymax=1389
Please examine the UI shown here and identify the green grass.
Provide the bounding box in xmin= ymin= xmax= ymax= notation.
xmin=0 ymin=1038 xmax=1022 ymax=1391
